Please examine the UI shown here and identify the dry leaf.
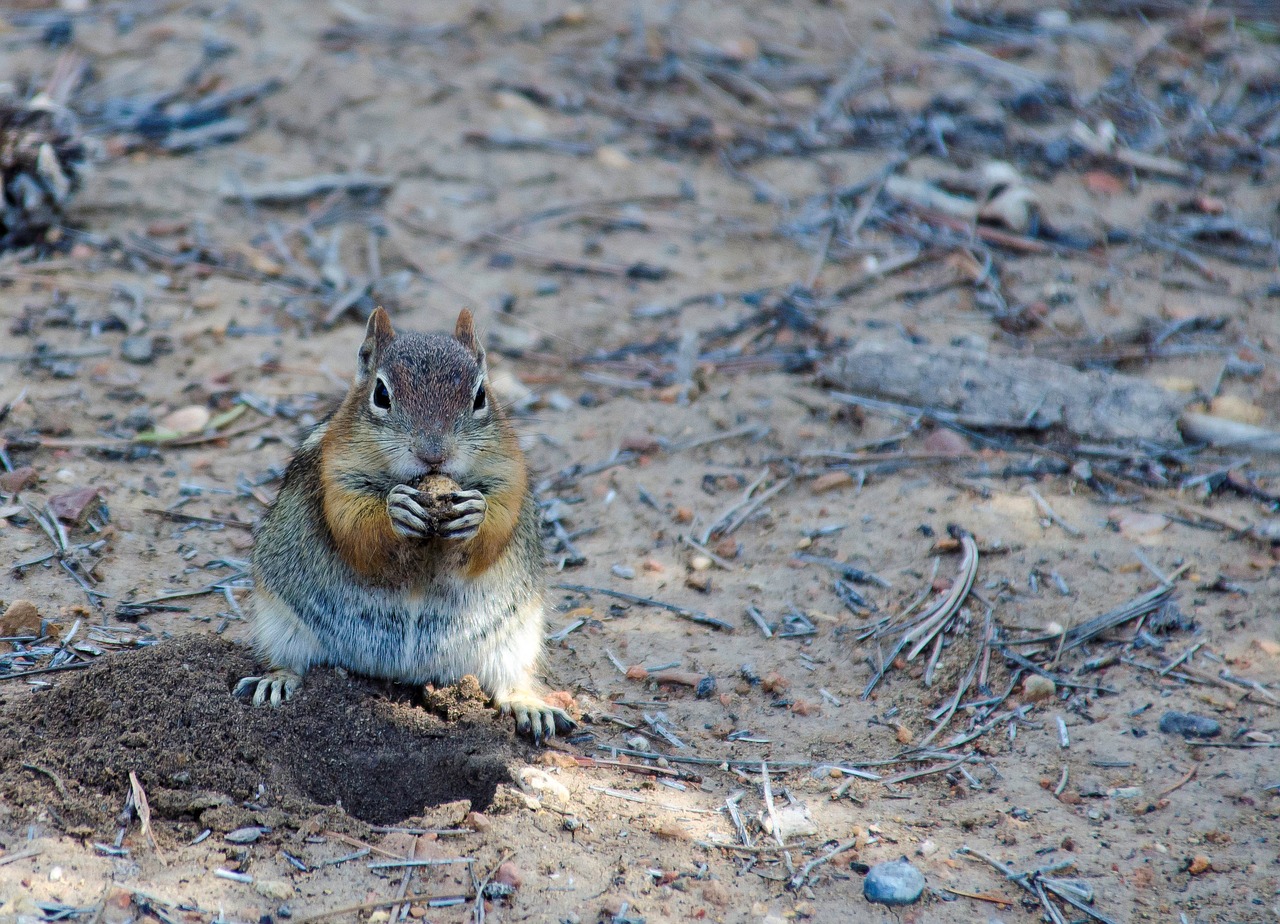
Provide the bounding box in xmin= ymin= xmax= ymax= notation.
xmin=810 ymin=471 xmax=853 ymax=493
xmin=159 ymin=405 xmax=211 ymax=436
xmin=1208 ymin=395 xmax=1265 ymax=426
xmin=1114 ymin=512 xmax=1168 ymax=539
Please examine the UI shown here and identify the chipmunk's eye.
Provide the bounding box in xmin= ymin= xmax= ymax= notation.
xmin=371 ymin=376 xmax=392 ymax=412
xmin=473 ymin=383 xmax=488 ymax=414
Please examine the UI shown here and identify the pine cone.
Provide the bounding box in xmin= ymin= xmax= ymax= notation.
xmin=0 ymin=99 xmax=87 ymax=251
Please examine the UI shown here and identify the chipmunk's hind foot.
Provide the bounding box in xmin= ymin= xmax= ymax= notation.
xmin=496 ymin=689 xmax=577 ymax=745
xmin=234 ymin=669 xmax=303 ymax=707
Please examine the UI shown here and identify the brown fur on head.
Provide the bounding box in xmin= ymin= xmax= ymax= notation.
xmin=345 ymin=307 xmax=501 ymax=483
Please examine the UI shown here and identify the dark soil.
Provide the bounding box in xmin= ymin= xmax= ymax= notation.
xmin=0 ymin=637 xmax=523 ymax=833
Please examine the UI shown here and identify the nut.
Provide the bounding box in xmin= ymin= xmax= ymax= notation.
xmin=417 ymin=473 xmax=461 ymax=497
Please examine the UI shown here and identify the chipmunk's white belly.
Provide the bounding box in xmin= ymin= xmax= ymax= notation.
xmin=253 ymin=567 xmax=544 ymax=697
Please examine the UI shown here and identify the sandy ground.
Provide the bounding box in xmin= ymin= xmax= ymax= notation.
xmin=1 ymin=1 xmax=1279 ymax=922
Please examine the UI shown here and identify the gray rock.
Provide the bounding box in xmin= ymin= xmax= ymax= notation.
xmin=864 ymin=858 xmax=925 ymax=906
xmin=820 ymin=341 xmax=1189 ymax=443
xmin=121 ymin=335 xmax=155 ymax=364
xmin=1158 ymin=711 xmax=1220 ymax=739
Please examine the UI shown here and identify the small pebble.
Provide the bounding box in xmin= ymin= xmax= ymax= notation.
xmin=1158 ymin=711 xmax=1221 ymax=739
xmin=48 ymin=486 xmax=102 ymax=524
xmin=864 ymin=858 xmax=925 ymax=906
xmin=611 ymin=564 xmax=636 ymax=580
xmin=543 ymin=391 xmax=575 ymax=412
xmin=921 ymin=427 xmax=970 ymax=455
xmin=700 ymin=880 xmax=729 ymax=907
xmin=1022 ymin=675 xmax=1056 ymax=701
xmin=121 ymin=335 xmax=156 ymax=364
xmin=225 ymin=825 xmax=266 ymax=844
xmin=254 ymin=880 xmax=294 ymax=901
xmin=41 ymin=16 xmax=73 ymax=47
xmin=493 ymin=861 xmax=523 ymax=891
xmin=0 ymin=466 xmax=37 ymax=492
xmin=0 ymin=599 xmax=42 ymax=636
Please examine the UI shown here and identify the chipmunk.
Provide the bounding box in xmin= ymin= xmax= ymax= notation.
xmin=235 ymin=307 xmax=574 ymax=742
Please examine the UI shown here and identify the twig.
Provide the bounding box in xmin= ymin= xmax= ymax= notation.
xmin=787 ymin=838 xmax=858 ymax=891
xmin=22 ymin=763 xmax=71 ymax=801
xmin=745 ymin=606 xmax=773 ymax=638
xmin=760 ymin=762 xmax=782 ymax=846
xmin=1002 ymin=576 xmax=1185 ymax=652
xmin=129 ymin=772 xmax=166 ymax=865
xmin=219 ymin=173 xmax=394 ymax=205
xmin=863 ymin=527 xmax=978 ymax=697
xmin=680 ymin=534 xmax=736 ymax=570
xmin=553 ymin=582 xmax=734 ymax=631
xmin=697 ymin=840 xmax=791 ymax=854
xmin=1159 ymin=642 xmax=1203 ymax=677
xmin=288 ymin=891 xmax=471 ymax=924
xmin=1157 ymin=764 xmax=1199 ymax=798
xmin=792 ymin=553 xmax=891 ymax=587
xmin=575 ymin=757 xmax=685 ymax=779
xmin=942 ymin=887 xmax=1014 ymax=906
xmin=472 ymin=851 xmax=512 ymax=924
xmin=368 ymin=858 xmax=476 ymax=870
xmin=0 ymin=847 xmax=42 ymax=867
xmin=1025 ymin=487 xmax=1082 ymax=537
xmin=0 ymin=660 xmax=93 ymax=681
xmin=699 ymin=467 xmax=769 ymax=544
xmin=725 ymin=792 xmax=752 ymax=847
xmin=881 ymin=755 xmax=977 ymax=785
xmin=663 ymin=422 xmax=769 ymax=453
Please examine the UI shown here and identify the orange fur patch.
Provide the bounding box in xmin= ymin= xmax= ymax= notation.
xmin=322 ymin=481 xmax=402 ymax=579
xmin=319 ymin=413 xmax=402 ymax=579
xmin=464 ymin=457 xmax=527 ymax=578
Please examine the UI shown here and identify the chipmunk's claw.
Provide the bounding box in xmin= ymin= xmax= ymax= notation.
xmin=437 ymin=489 xmax=486 ymax=542
xmin=234 ymin=669 xmax=302 ymax=707
xmin=388 ymin=485 xmax=486 ymax=541
xmin=388 ymin=484 xmax=433 ymax=539
xmin=496 ymin=690 xmax=577 ymax=745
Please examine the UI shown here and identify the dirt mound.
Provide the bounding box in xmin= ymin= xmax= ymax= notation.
xmin=0 ymin=636 xmax=523 ymax=833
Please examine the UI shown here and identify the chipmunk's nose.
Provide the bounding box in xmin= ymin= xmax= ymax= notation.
xmin=413 ymin=437 xmax=447 ymax=471
xmin=415 ymin=447 xmax=445 ymax=470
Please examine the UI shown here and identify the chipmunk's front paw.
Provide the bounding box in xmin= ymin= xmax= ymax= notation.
xmin=436 ymin=489 xmax=486 ymax=542
xmin=234 ymin=669 xmax=302 ymax=707
xmin=388 ymin=484 xmax=435 ymax=538
xmin=495 ymin=689 xmax=578 ymax=745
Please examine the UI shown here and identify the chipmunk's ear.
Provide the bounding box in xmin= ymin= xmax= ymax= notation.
xmin=357 ymin=306 xmax=395 ymax=381
xmin=454 ymin=308 xmax=479 ymax=355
